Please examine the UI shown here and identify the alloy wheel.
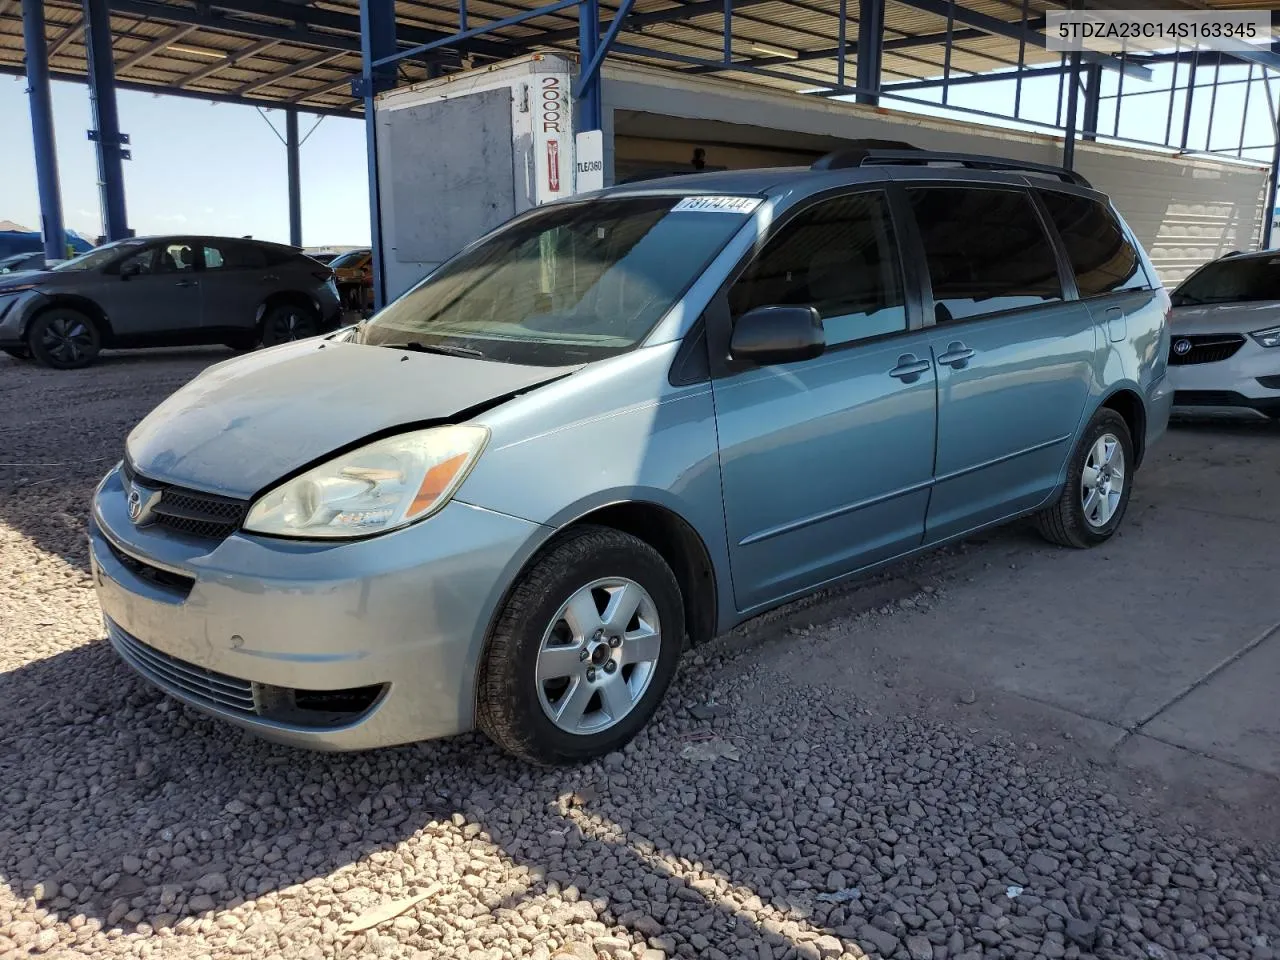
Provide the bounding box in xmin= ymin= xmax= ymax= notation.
xmin=535 ymin=578 xmax=662 ymax=735
xmin=41 ymin=315 xmax=95 ymax=365
xmin=1081 ymin=432 xmax=1125 ymax=528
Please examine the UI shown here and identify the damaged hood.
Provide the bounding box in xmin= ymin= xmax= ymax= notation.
xmin=126 ymin=339 xmax=580 ymax=497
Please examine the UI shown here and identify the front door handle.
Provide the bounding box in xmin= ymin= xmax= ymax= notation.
xmin=889 ymin=354 xmax=932 ymax=382
xmin=174 ymin=279 xmax=198 ymax=287
xmin=937 ymin=341 xmax=976 ymax=368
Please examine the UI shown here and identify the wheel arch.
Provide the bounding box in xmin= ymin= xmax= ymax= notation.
xmin=255 ymin=290 xmax=320 ymax=328
xmin=1098 ymin=386 xmax=1147 ymax=468
xmin=31 ymin=295 xmax=113 ymax=343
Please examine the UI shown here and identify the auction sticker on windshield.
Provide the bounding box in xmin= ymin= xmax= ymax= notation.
xmin=672 ymin=196 xmax=763 ymax=214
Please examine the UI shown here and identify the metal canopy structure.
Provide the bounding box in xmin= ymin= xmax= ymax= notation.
xmin=5 ymin=0 xmax=1280 ymax=262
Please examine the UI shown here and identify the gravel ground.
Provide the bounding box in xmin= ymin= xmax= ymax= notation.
xmin=1 ymin=349 xmax=1278 ymax=960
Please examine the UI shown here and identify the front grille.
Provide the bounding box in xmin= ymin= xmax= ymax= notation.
xmin=122 ymin=461 xmax=248 ymax=541
xmin=1168 ymin=334 xmax=1246 ymax=366
xmin=108 ymin=620 xmax=257 ymax=716
xmin=104 ymin=539 xmax=195 ymax=596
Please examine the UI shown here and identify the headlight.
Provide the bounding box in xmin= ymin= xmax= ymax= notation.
xmin=243 ymin=426 xmax=488 ymax=539
xmin=1250 ymin=325 xmax=1280 ymax=348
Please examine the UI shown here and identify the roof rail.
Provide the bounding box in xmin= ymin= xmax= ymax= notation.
xmin=811 ymin=145 xmax=1092 ymax=189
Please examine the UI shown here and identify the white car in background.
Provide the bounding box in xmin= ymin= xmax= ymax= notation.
xmin=1168 ymin=251 xmax=1280 ymax=420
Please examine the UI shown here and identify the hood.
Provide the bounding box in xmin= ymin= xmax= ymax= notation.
xmin=1171 ymin=300 xmax=1280 ymax=335
xmin=126 ymin=339 xmax=580 ymax=498
xmin=0 ymin=270 xmax=59 ymax=291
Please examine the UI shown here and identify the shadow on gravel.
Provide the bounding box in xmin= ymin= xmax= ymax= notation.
xmin=8 ymin=624 xmax=1278 ymax=960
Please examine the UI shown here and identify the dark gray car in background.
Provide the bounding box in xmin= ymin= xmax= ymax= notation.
xmin=0 ymin=235 xmax=342 ymax=369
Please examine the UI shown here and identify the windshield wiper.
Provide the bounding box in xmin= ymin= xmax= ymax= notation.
xmin=393 ymin=340 xmax=486 ymax=359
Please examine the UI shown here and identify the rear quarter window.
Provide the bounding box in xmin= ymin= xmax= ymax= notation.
xmin=1038 ymin=191 xmax=1149 ymax=297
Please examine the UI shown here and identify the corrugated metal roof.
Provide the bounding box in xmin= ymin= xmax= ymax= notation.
xmin=0 ymin=0 xmax=1269 ymax=116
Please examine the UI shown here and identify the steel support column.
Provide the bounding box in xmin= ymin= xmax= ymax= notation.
xmin=360 ymin=0 xmax=396 ymax=309
xmin=1082 ymin=62 xmax=1101 ymax=141
xmin=577 ymin=0 xmax=601 ymax=131
xmin=1265 ymin=97 xmax=1280 ymax=248
xmin=856 ymin=0 xmax=884 ymax=105
xmin=1063 ymin=51 xmax=1081 ymax=171
xmin=286 ymin=108 xmax=302 ymax=248
xmin=21 ymin=0 xmax=65 ymax=262
xmin=83 ymin=0 xmax=130 ymax=240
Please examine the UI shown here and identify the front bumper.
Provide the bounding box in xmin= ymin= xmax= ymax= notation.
xmin=0 ymin=289 xmax=47 ymax=346
xmin=1168 ymin=337 xmax=1280 ymax=419
xmin=90 ymin=465 xmax=545 ymax=750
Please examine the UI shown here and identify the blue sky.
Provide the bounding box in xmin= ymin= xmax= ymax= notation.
xmin=2 ymin=58 xmax=1275 ymax=246
xmin=1 ymin=75 xmax=370 ymax=246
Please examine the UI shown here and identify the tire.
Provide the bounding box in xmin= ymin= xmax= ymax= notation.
xmin=478 ymin=526 xmax=685 ymax=765
xmin=26 ymin=308 xmax=101 ymax=370
xmin=259 ymin=303 xmax=318 ymax=348
xmin=2 ymin=346 xmax=33 ymax=361
xmin=1034 ymin=408 xmax=1134 ymax=548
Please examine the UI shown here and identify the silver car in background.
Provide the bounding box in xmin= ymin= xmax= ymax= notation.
xmin=0 ymin=236 xmax=341 ymax=368
xmin=1168 ymin=251 xmax=1280 ymax=420
xmin=90 ymin=150 xmax=1172 ymax=764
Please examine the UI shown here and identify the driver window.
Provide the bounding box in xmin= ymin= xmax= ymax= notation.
xmin=729 ymin=191 xmax=907 ymax=347
xmin=155 ymin=242 xmax=195 ymax=274
xmin=117 ymin=247 xmax=159 ymax=275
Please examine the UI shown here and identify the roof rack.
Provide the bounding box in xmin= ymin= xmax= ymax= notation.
xmin=811 ymin=144 xmax=1092 ymax=189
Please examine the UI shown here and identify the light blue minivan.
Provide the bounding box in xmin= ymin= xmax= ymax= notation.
xmin=91 ymin=146 xmax=1172 ymax=763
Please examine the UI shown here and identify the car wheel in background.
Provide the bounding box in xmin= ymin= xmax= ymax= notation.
xmin=1034 ymin=408 xmax=1134 ymax=548
xmin=478 ymin=526 xmax=685 ymax=765
xmin=26 ymin=308 xmax=101 ymax=370
xmin=2 ymin=346 xmax=33 ymax=361
xmin=259 ymin=304 xmax=318 ymax=347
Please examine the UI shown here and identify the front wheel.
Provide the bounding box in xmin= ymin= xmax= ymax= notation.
xmin=478 ymin=526 xmax=685 ymax=765
xmin=27 ymin=308 xmax=101 ymax=370
xmin=1034 ymin=408 xmax=1134 ymax=548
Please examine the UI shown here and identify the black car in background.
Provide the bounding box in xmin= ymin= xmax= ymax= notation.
xmin=0 ymin=236 xmax=342 ymax=369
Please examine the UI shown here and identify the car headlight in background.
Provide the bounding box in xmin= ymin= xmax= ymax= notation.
xmin=243 ymin=426 xmax=488 ymax=539
xmin=1249 ymin=325 xmax=1280 ymax=348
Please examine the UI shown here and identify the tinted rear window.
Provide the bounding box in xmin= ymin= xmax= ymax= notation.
xmin=1038 ymin=191 xmax=1147 ymax=297
xmin=907 ymin=187 xmax=1063 ymax=322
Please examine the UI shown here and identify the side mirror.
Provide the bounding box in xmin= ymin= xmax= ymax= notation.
xmin=729 ymin=305 xmax=826 ymax=365
xmin=120 ymin=262 xmax=141 ymax=279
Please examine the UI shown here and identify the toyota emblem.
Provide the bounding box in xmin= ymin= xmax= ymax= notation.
xmin=1173 ymin=339 xmax=1192 ymax=356
xmin=127 ymin=488 xmax=143 ymax=522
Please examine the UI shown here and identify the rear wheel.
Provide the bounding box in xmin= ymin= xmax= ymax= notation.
xmin=27 ymin=308 xmax=101 ymax=370
xmin=259 ymin=303 xmax=318 ymax=347
xmin=478 ymin=526 xmax=684 ymax=765
xmin=1034 ymin=408 xmax=1134 ymax=548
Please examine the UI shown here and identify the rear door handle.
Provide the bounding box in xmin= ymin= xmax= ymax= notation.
xmin=261 ymin=275 xmax=279 ymax=282
xmin=937 ymin=341 xmax=975 ymax=368
xmin=889 ymin=354 xmax=932 ymax=382
xmin=174 ymin=280 xmax=198 ymax=287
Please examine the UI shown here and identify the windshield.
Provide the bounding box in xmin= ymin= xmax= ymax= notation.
xmin=52 ymin=239 xmax=145 ymax=272
xmin=329 ymin=250 xmax=369 ymax=268
xmin=1172 ymin=256 xmax=1280 ymax=306
xmin=355 ymin=195 xmax=757 ymax=366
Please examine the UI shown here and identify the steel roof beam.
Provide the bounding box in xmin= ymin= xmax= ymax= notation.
xmin=0 ymin=61 xmax=360 ymax=115
xmin=47 ymin=22 xmax=84 ymax=56
xmin=230 ymin=48 xmax=344 ymax=95
xmin=200 ymin=0 xmax=515 ymax=58
xmin=176 ymin=37 xmax=277 ymax=86
xmin=890 ymin=0 xmax=1150 ymax=79
xmin=115 ymin=23 xmax=196 ymax=71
